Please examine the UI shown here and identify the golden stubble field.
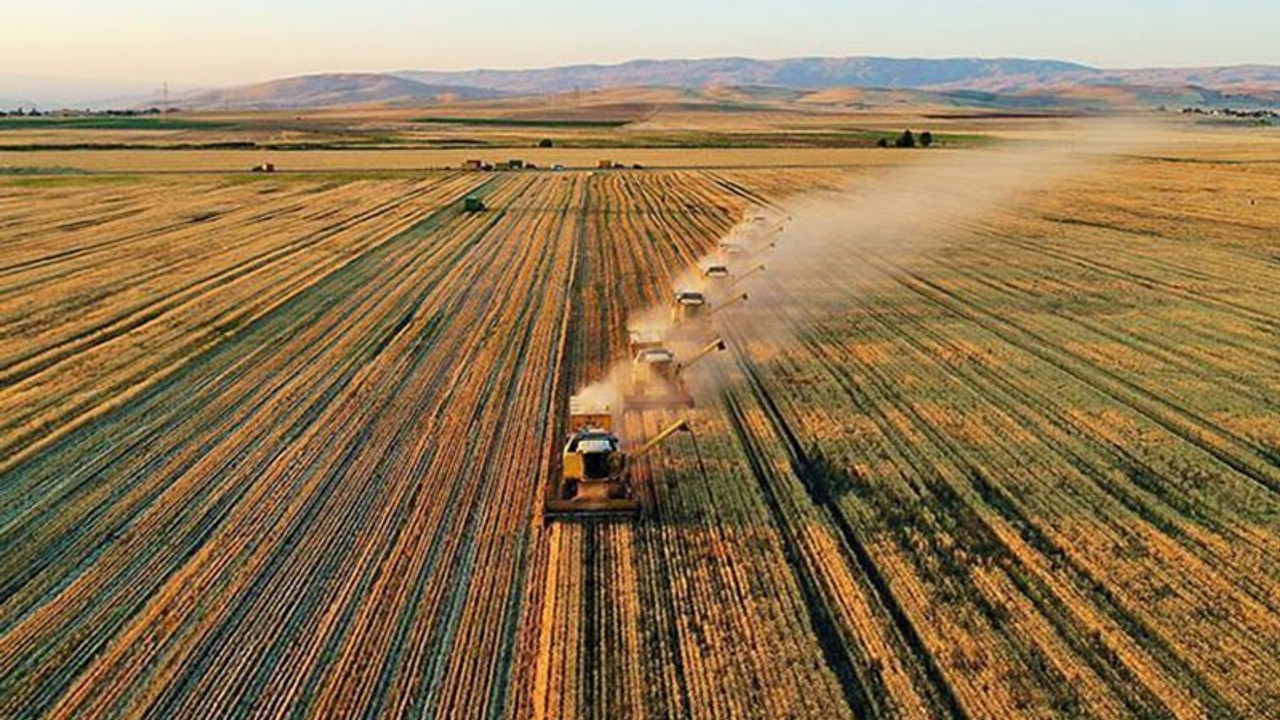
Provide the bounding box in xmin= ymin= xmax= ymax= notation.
xmin=2 ymin=123 xmax=1279 ymax=720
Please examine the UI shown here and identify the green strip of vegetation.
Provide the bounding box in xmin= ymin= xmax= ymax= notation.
xmin=0 ymin=116 xmax=231 ymax=130
xmin=0 ymin=165 xmax=87 ymax=175
xmin=0 ymin=174 xmax=140 ymax=188
xmin=412 ymin=117 xmax=630 ymax=128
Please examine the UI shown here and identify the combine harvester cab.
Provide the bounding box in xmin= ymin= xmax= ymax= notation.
xmin=703 ymin=264 xmax=732 ymax=288
xmin=671 ymin=290 xmax=709 ymax=327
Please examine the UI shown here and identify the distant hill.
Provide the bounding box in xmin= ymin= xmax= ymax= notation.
xmin=9 ymin=57 xmax=1280 ymax=112
xmin=0 ymin=74 xmax=166 ymax=110
xmin=396 ymin=57 xmax=1096 ymax=95
xmin=392 ymin=57 xmax=1280 ymax=109
xmin=178 ymin=73 xmax=502 ymax=110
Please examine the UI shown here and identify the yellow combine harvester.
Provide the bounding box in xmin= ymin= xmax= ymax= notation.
xmin=625 ymin=337 xmax=726 ymax=409
xmin=544 ymin=397 xmax=692 ymax=521
xmin=670 ymin=290 xmax=748 ymax=328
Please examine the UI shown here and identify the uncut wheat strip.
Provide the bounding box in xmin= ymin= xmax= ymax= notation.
xmin=0 ymin=178 xmax=453 ymax=372
xmin=938 ymin=235 xmax=1280 ymax=406
xmin=294 ymin=176 xmax=570 ymax=712
xmin=0 ymin=180 xmax=320 ymax=276
xmin=722 ymin=389 xmax=893 ymax=720
xmin=0 ymin=180 xmax=482 ymax=545
xmin=0 ymin=178 xmax=483 ymax=471
xmin=5 ymin=226 xmax=455 ymax=712
xmin=0 ymin=180 xmax=382 ymax=344
xmin=736 ymin=324 xmax=1079 ymax=718
xmin=810 ymin=238 xmax=1280 ymax=582
xmin=752 ymin=274 xmax=1233 ymax=717
xmin=148 ymin=198 xmax=524 ymax=712
xmin=809 ymin=316 xmax=1243 ymax=720
xmin=633 ymin=409 xmax=805 ymax=720
xmin=797 ymin=524 xmax=943 ymax=720
xmin=426 ymin=177 xmax=582 ymax=718
xmin=720 ymin=351 xmax=952 ymax=720
xmin=1 ymin=178 xmax=499 ymax=712
xmin=716 ymin=326 xmax=957 ymax=717
xmin=634 ymin=415 xmax=749 ymax=720
xmin=0 ymin=188 xmax=473 ymax=540
xmin=649 ymin=402 xmax=825 ymax=717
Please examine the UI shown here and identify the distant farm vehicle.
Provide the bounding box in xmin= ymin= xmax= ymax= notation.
xmin=703 ymin=264 xmax=731 ymax=281
xmin=671 ymin=290 xmax=709 ymax=326
xmin=463 ymin=195 xmax=487 ymax=213
xmin=251 ymin=162 xmax=275 ymax=173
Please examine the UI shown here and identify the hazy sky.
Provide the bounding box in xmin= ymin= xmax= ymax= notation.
xmin=4 ymin=0 xmax=1276 ymax=85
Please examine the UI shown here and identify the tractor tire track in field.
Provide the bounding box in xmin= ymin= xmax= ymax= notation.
xmin=719 ymin=335 xmax=967 ymax=720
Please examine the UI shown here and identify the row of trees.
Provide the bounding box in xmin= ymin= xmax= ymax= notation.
xmin=877 ymin=130 xmax=934 ymax=148
xmin=0 ymin=107 xmax=171 ymax=118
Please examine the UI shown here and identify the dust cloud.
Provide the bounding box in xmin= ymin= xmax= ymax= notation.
xmin=707 ymin=118 xmax=1158 ymax=348
xmin=576 ymin=118 xmax=1158 ymax=408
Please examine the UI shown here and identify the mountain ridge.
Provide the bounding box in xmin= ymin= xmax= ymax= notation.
xmin=6 ymin=56 xmax=1279 ymax=110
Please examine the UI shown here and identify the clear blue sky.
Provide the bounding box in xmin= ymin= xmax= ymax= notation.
xmin=5 ymin=0 xmax=1276 ymax=85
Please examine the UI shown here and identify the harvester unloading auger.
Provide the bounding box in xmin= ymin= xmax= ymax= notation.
xmin=543 ymin=398 xmax=699 ymax=521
